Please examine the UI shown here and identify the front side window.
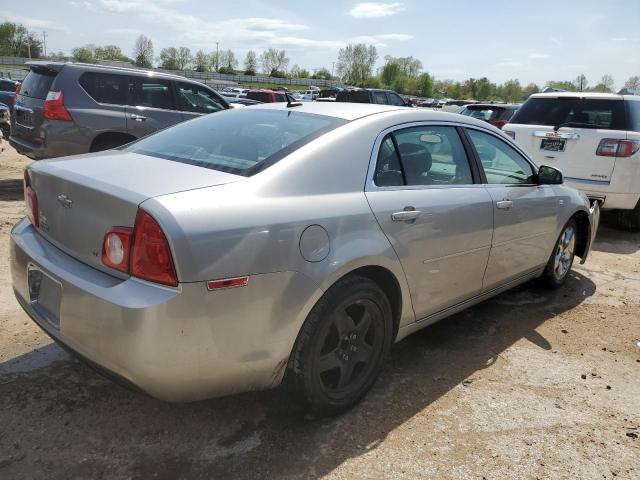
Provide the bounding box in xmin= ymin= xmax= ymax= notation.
xmin=130 ymin=77 xmax=175 ymax=110
xmin=80 ymin=72 xmax=127 ymax=105
xmin=177 ymin=82 xmax=225 ymax=113
xmin=124 ymin=109 xmax=346 ymax=176
xmin=467 ymin=129 xmax=535 ymax=184
xmin=373 ymin=126 xmax=474 ymax=187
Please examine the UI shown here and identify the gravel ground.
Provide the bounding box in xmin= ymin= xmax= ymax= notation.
xmin=0 ymin=144 xmax=638 ymax=480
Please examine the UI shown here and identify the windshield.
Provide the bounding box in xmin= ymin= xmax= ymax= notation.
xmin=124 ymin=109 xmax=347 ymax=176
xmin=510 ymin=97 xmax=626 ymax=130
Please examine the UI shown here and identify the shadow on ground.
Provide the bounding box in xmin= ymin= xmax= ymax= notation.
xmin=0 ymin=179 xmax=24 ymax=202
xmin=0 ymin=271 xmax=596 ymax=480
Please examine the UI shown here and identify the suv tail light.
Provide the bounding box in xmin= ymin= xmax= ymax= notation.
xmin=23 ymin=170 xmax=39 ymax=227
xmin=503 ymin=130 xmax=515 ymax=139
xmin=596 ymin=139 xmax=640 ymax=158
xmin=43 ymin=90 xmax=72 ymax=121
xmin=490 ymin=119 xmax=508 ymax=129
xmin=101 ymin=210 xmax=178 ymax=286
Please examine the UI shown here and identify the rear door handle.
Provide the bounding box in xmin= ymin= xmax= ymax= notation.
xmin=496 ymin=200 xmax=513 ymax=210
xmin=131 ymin=114 xmax=146 ymax=122
xmin=391 ymin=208 xmax=421 ymax=222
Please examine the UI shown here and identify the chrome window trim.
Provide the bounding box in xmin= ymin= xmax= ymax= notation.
xmin=365 ymin=120 xmax=516 ymax=192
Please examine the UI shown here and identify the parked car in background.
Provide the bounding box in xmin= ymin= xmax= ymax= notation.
xmin=336 ymin=88 xmax=407 ymax=106
xmin=245 ymin=89 xmax=288 ymax=103
xmin=12 ymin=103 xmax=598 ymax=415
xmin=225 ymin=97 xmax=262 ymax=106
xmin=10 ymin=61 xmax=229 ymax=160
xmin=459 ymin=103 xmax=520 ymax=129
xmin=504 ymin=91 xmax=640 ymax=230
xmin=0 ymin=103 xmax=10 ymax=140
xmin=319 ymin=87 xmax=342 ymax=99
xmin=0 ymin=78 xmax=19 ymax=112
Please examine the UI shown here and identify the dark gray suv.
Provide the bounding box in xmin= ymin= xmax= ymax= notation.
xmin=10 ymin=62 xmax=229 ymax=159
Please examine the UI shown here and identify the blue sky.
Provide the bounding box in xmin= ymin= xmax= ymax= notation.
xmin=4 ymin=0 xmax=640 ymax=88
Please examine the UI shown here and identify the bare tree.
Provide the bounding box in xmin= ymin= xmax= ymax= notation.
xmin=133 ymin=35 xmax=153 ymax=68
xmin=575 ymin=74 xmax=587 ymax=91
xmin=336 ymin=43 xmax=378 ymax=85
xmin=193 ymin=50 xmax=209 ymax=72
xmin=244 ymin=50 xmax=257 ymax=74
xmin=259 ymin=48 xmax=289 ymax=74
xmin=176 ymin=47 xmax=192 ymax=70
xmin=625 ymin=75 xmax=640 ymax=90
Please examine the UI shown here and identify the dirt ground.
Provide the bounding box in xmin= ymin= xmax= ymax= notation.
xmin=0 ymin=144 xmax=638 ymax=480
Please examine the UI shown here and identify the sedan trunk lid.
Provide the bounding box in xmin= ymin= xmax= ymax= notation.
xmin=28 ymin=151 xmax=241 ymax=275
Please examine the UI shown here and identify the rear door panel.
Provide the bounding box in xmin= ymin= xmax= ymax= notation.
xmin=125 ymin=77 xmax=183 ymax=138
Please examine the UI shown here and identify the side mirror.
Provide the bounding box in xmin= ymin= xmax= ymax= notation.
xmin=537 ymin=165 xmax=563 ymax=185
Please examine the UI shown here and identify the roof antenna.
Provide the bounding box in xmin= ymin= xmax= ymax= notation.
xmin=286 ymin=92 xmax=302 ymax=108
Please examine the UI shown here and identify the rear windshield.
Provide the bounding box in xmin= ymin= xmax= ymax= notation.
xmin=460 ymin=106 xmax=506 ymax=121
xmin=124 ymin=109 xmax=347 ymax=176
xmin=247 ymin=92 xmax=273 ymax=102
xmin=20 ymin=69 xmax=55 ymax=99
xmin=510 ymin=97 xmax=626 ymax=130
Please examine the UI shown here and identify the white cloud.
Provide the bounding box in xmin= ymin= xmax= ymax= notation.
xmin=528 ymin=52 xmax=549 ymax=60
xmin=349 ymin=2 xmax=405 ymax=19
xmin=3 ymin=12 xmax=70 ymax=32
xmin=496 ymin=58 xmax=523 ymax=68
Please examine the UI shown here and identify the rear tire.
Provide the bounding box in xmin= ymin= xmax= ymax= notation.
xmin=285 ymin=275 xmax=393 ymax=416
xmin=617 ymin=201 xmax=640 ymax=232
xmin=540 ymin=219 xmax=577 ymax=289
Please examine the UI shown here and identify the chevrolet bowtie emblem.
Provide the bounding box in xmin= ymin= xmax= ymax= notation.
xmin=57 ymin=194 xmax=73 ymax=209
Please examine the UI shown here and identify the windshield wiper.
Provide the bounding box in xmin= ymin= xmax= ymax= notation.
xmin=553 ymin=121 xmax=599 ymax=131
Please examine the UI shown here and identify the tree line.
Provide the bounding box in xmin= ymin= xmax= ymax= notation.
xmin=2 ymin=21 xmax=639 ymax=100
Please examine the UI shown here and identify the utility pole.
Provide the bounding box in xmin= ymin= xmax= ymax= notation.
xmin=42 ymin=31 xmax=47 ymax=58
xmin=215 ymin=42 xmax=219 ymax=72
xmin=331 ymin=61 xmax=335 ymax=79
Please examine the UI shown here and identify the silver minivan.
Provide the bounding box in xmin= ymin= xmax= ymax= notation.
xmin=10 ymin=61 xmax=229 ymax=159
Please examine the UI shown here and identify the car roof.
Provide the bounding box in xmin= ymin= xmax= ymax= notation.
xmin=248 ymin=102 xmax=490 ymax=125
xmin=529 ymin=91 xmax=627 ymax=101
xmin=25 ymin=61 xmax=197 ymax=82
xmin=465 ymin=103 xmax=520 ymax=109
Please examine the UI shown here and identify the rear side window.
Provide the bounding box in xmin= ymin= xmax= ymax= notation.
xmin=124 ymin=109 xmax=347 ymax=176
xmin=373 ymin=91 xmax=387 ymax=104
xmin=336 ymin=90 xmax=370 ymax=103
xmin=626 ymin=100 xmax=640 ymax=132
xmin=130 ymin=77 xmax=175 ymax=110
xmin=511 ymin=97 xmax=626 ymax=130
xmin=19 ymin=70 xmax=55 ymax=99
xmin=374 ymin=126 xmax=474 ymax=186
xmin=177 ymin=82 xmax=225 ymax=113
xmin=79 ymin=72 xmax=127 ymax=105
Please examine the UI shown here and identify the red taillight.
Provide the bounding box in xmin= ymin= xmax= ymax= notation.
xmin=23 ymin=170 xmax=39 ymax=227
xmin=102 ymin=227 xmax=132 ymax=273
xmin=13 ymin=83 xmax=20 ymax=104
xmin=596 ymin=139 xmax=640 ymax=158
xmin=130 ymin=210 xmax=178 ymax=286
xmin=504 ymin=130 xmax=515 ymax=139
xmin=43 ymin=90 xmax=72 ymax=121
xmin=490 ymin=120 xmax=508 ymax=129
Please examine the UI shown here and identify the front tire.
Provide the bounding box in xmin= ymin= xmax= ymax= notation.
xmin=285 ymin=275 xmax=393 ymax=416
xmin=540 ymin=219 xmax=577 ymax=289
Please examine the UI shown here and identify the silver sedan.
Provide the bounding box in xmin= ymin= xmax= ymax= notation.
xmin=10 ymin=103 xmax=599 ymax=415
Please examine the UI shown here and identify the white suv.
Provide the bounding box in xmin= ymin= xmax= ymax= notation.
xmin=504 ymin=91 xmax=640 ymax=230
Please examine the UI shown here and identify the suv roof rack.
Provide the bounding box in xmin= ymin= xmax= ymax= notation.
xmin=617 ymin=87 xmax=639 ymax=96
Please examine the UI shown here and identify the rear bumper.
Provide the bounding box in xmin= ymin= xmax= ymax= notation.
xmin=10 ymin=218 xmax=321 ymax=401
xmin=563 ymin=180 xmax=640 ymax=210
xmin=9 ymin=121 xmax=90 ymax=159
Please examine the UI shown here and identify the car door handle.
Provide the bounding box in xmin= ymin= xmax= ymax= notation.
xmin=130 ymin=114 xmax=146 ymax=122
xmin=496 ymin=200 xmax=513 ymax=210
xmin=391 ymin=209 xmax=421 ymax=222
